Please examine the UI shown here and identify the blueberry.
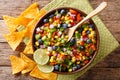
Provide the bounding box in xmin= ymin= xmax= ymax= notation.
xmin=49 ymin=14 xmax=54 ymax=18
xmin=72 ymin=66 xmax=77 ymax=71
xmin=81 ymin=46 xmax=85 ymax=50
xmin=77 ymin=27 xmax=83 ymax=33
xmin=89 ymin=24 xmax=94 ymax=29
xmin=70 ymin=38 xmax=76 ymax=44
xmin=52 ymin=46 xmax=57 ymax=50
xmin=54 ymin=65 xmax=59 ymax=71
xmin=78 ymin=46 xmax=85 ymax=51
xmin=76 ymin=64 xmax=81 ymax=69
xmin=62 ymin=23 xmax=68 ymax=29
xmin=86 ymin=30 xmax=91 ymax=34
xmin=38 ymin=39 xmax=43 ymax=44
xmin=43 ymin=18 xmax=49 ymax=23
xmin=86 ymin=39 xmax=92 ymax=44
xmin=60 ymin=9 xmax=66 ymax=14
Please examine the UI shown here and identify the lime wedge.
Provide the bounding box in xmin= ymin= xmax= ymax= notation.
xmin=33 ymin=49 xmax=49 ymax=65
xmin=38 ymin=64 xmax=54 ymax=73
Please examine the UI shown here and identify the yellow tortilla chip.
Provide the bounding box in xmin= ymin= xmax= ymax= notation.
xmin=15 ymin=3 xmax=39 ymax=27
xmin=23 ymin=9 xmax=46 ymax=54
xmin=30 ymin=66 xmax=57 ymax=80
xmin=20 ymin=53 xmax=36 ymax=74
xmin=25 ymin=9 xmax=46 ymax=38
xmin=20 ymin=2 xmax=39 ymax=19
xmin=15 ymin=16 xmax=32 ymax=27
xmin=3 ymin=15 xmax=18 ymax=32
xmin=23 ymin=39 xmax=33 ymax=54
xmin=10 ymin=55 xmax=27 ymax=74
xmin=3 ymin=30 xmax=25 ymax=50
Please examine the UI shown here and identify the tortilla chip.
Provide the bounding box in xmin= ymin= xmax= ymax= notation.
xmin=10 ymin=55 xmax=27 ymax=74
xmin=15 ymin=2 xmax=39 ymax=26
xmin=20 ymin=53 xmax=36 ymax=74
xmin=25 ymin=9 xmax=46 ymax=38
xmin=23 ymin=9 xmax=46 ymax=54
xmin=3 ymin=15 xmax=18 ymax=32
xmin=15 ymin=16 xmax=32 ymax=27
xmin=23 ymin=39 xmax=33 ymax=54
xmin=20 ymin=2 xmax=39 ymax=19
xmin=30 ymin=66 xmax=57 ymax=80
xmin=3 ymin=30 xmax=25 ymax=50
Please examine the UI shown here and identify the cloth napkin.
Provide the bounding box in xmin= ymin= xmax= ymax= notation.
xmin=39 ymin=0 xmax=120 ymax=80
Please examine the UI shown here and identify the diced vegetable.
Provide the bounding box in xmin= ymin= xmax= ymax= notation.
xmin=34 ymin=8 xmax=97 ymax=73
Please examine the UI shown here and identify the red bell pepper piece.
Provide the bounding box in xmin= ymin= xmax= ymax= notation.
xmin=77 ymin=13 xmax=82 ymax=21
xmin=70 ymin=9 xmax=77 ymax=14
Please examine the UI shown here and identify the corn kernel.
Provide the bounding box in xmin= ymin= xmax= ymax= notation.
xmin=61 ymin=16 xmax=65 ymax=20
xmin=65 ymin=20 xmax=70 ymax=24
xmin=88 ymin=34 xmax=93 ymax=38
xmin=75 ymin=31 xmax=78 ymax=34
xmin=92 ymin=39 xmax=96 ymax=43
xmin=65 ymin=36 xmax=68 ymax=39
xmin=71 ymin=59 xmax=75 ymax=62
xmin=77 ymin=40 xmax=81 ymax=44
xmin=82 ymin=56 xmax=86 ymax=61
xmin=72 ymin=57 xmax=76 ymax=62
xmin=79 ymin=53 xmax=82 ymax=56
xmin=66 ymin=14 xmax=69 ymax=17
xmin=85 ymin=49 xmax=88 ymax=52
xmin=89 ymin=28 xmax=93 ymax=31
xmin=65 ymin=16 xmax=69 ymax=20
xmin=35 ymin=41 xmax=39 ymax=46
xmin=55 ymin=36 xmax=58 ymax=38
xmin=70 ymin=19 xmax=73 ymax=22
xmin=46 ymin=51 xmax=50 ymax=55
xmin=69 ymin=69 xmax=72 ymax=72
xmin=55 ymin=42 xmax=60 ymax=46
xmin=53 ymin=22 xmax=57 ymax=26
xmin=61 ymin=52 xmax=65 ymax=55
xmin=82 ymin=31 xmax=86 ymax=34
xmin=91 ymin=31 xmax=95 ymax=35
xmin=52 ymin=51 xmax=56 ymax=55
xmin=51 ymin=56 xmax=55 ymax=59
xmin=47 ymin=29 xmax=50 ymax=32
xmin=84 ymin=27 xmax=88 ymax=31
xmin=50 ymin=58 xmax=54 ymax=62
xmin=77 ymin=61 xmax=80 ymax=64
xmin=49 ymin=18 xmax=53 ymax=23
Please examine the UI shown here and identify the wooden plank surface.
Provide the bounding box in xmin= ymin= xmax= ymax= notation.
xmin=0 ymin=0 xmax=120 ymax=80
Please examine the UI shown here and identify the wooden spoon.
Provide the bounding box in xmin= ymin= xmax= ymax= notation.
xmin=67 ymin=2 xmax=107 ymax=41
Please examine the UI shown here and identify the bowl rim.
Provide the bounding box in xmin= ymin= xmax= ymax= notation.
xmin=32 ymin=7 xmax=100 ymax=75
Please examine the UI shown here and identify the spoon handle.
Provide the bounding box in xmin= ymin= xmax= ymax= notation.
xmin=74 ymin=2 xmax=107 ymax=29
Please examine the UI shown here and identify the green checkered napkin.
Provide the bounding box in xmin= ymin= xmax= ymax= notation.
xmin=39 ymin=0 xmax=120 ymax=80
